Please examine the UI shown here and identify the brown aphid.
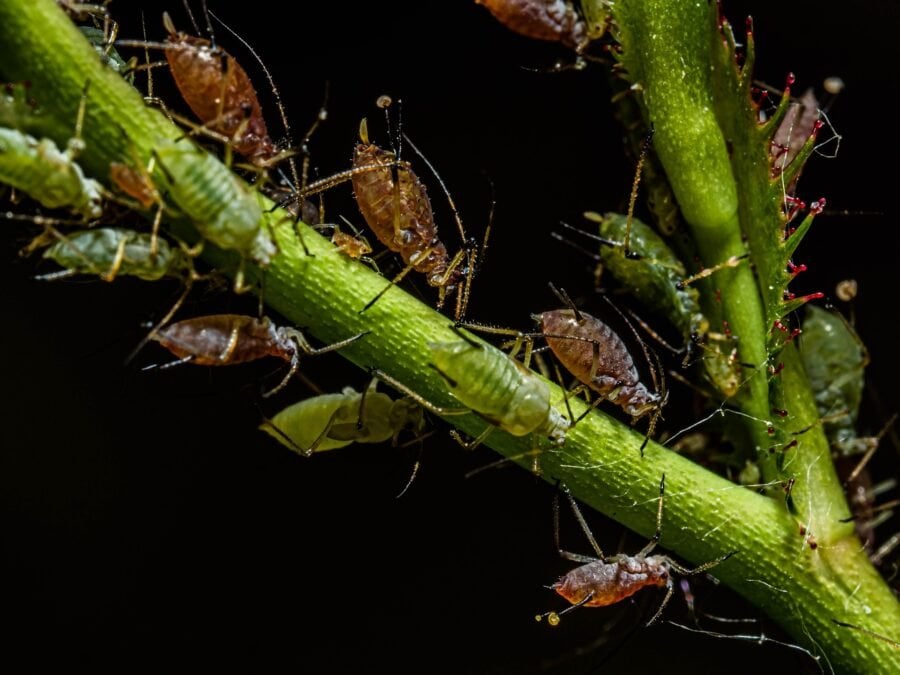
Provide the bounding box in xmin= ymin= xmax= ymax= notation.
xmin=332 ymin=229 xmax=373 ymax=260
xmin=150 ymin=314 xmax=364 ymax=396
xmin=537 ymin=475 xmax=736 ymax=627
xmin=475 ymin=0 xmax=586 ymax=49
xmin=110 ymin=161 xmax=156 ymax=208
xmin=351 ymin=119 xmax=463 ymax=300
xmin=538 ymin=308 xmax=660 ymax=419
xmin=161 ymin=12 xmax=276 ymax=165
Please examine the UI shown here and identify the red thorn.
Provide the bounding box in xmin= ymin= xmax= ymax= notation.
xmin=772 ymin=408 xmax=789 ymax=418
xmin=745 ymin=16 xmax=754 ymax=37
xmin=769 ymin=362 xmax=785 ymax=376
xmin=786 ymin=72 xmax=796 ymax=88
xmin=810 ymin=198 xmax=826 ymax=215
xmin=802 ymin=292 xmax=825 ymax=302
xmin=784 ymin=439 xmax=798 ymax=450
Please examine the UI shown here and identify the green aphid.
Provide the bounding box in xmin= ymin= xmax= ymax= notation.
xmin=431 ymin=340 xmax=570 ymax=444
xmin=41 ymin=227 xmax=189 ymax=281
xmin=154 ymin=139 xmax=274 ymax=265
xmin=801 ymin=305 xmax=872 ymax=456
xmin=80 ymin=26 xmax=135 ymax=79
xmin=591 ymin=211 xmax=705 ymax=341
xmin=590 ymin=211 xmax=742 ymax=398
xmin=261 ymin=380 xmax=425 ymax=456
xmin=0 ymin=127 xmax=102 ymax=219
xmin=579 ymin=0 xmax=611 ymax=41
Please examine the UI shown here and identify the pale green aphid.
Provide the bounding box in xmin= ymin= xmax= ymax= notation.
xmin=0 ymin=127 xmax=102 ymax=219
xmin=154 ymin=139 xmax=275 ymax=266
xmin=41 ymin=227 xmax=190 ymax=281
xmin=801 ymin=305 xmax=873 ymax=457
xmin=430 ymin=341 xmax=570 ymax=440
xmin=260 ymin=380 xmax=425 ymax=456
xmin=0 ymin=82 xmax=102 ymax=219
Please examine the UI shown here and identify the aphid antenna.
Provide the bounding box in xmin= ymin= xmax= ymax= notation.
xmin=598 ymin=292 xmax=668 ymax=455
xmin=621 ymin=125 xmax=654 ymax=256
xmin=209 ymin=8 xmax=307 ymax=193
xmin=401 ymin=130 xmax=485 ymax=322
xmin=549 ymin=229 xmax=604 ymax=263
xmin=556 ymin=219 xmax=625 ymax=252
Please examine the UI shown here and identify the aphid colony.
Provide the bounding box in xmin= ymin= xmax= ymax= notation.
xmin=9 ymin=0 xmax=889 ymax=635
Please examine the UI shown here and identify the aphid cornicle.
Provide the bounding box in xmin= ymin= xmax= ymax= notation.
xmin=150 ymin=314 xmax=365 ymax=397
xmin=260 ymin=380 xmax=425 ymax=456
xmin=537 ymin=475 xmax=736 ymax=627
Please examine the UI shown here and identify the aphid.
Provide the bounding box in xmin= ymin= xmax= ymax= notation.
xmin=0 ymin=84 xmax=103 ymax=220
xmin=800 ymin=305 xmax=870 ymax=457
xmin=579 ymin=211 xmax=743 ymax=397
xmin=537 ymin=305 xmax=663 ymax=444
xmin=474 ymin=0 xmax=587 ymax=50
xmin=149 ymin=314 xmax=365 ymax=397
xmin=152 ymin=138 xmax=273 ymax=289
xmin=38 ymin=227 xmax=191 ymax=282
xmin=536 ymin=475 xmax=736 ymax=627
xmin=259 ymin=379 xmax=425 ymax=456
xmin=116 ymin=5 xmax=277 ymax=165
xmin=351 ymin=113 xmax=473 ymax=319
xmin=373 ymin=335 xmax=570 ymax=450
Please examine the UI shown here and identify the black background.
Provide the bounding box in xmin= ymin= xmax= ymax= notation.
xmin=2 ymin=1 xmax=898 ymax=672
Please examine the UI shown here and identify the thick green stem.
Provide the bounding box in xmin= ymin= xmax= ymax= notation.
xmin=1 ymin=0 xmax=898 ymax=671
xmin=610 ymin=0 xmax=850 ymax=543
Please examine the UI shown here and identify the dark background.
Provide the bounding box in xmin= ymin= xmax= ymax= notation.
xmin=2 ymin=1 xmax=898 ymax=672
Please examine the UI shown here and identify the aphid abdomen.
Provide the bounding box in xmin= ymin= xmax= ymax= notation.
xmin=165 ymin=34 xmax=273 ymax=163
xmin=0 ymin=129 xmax=102 ymax=219
xmin=553 ymin=556 xmax=669 ymax=607
xmin=475 ymin=0 xmax=585 ymax=47
xmin=430 ymin=341 xmax=551 ymax=437
xmin=43 ymin=228 xmax=181 ymax=281
xmin=155 ymin=140 xmax=272 ymax=262
xmin=263 ymin=392 xmax=356 ymax=454
xmin=352 ymin=144 xmax=459 ymax=289
xmin=153 ymin=314 xmax=281 ymax=365
xmin=595 ymin=213 xmax=703 ymax=340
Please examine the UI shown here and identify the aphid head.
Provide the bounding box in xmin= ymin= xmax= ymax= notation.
xmin=624 ymin=387 xmax=662 ymax=419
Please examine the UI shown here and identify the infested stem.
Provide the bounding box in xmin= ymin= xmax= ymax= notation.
xmin=0 ymin=0 xmax=898 ymax=672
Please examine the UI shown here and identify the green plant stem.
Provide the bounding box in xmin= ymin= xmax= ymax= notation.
xmin=610 ymin=0 xmax=851 ymax=543
xmin=1 ymin=0 xmax=898 ymax=671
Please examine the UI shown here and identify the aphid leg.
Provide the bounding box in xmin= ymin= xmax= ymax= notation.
xmin=558 ymin=485 xmax=606 ymax=560
xmin=99 ymin=233 xmax=129 ymax=282
xmin=449 ymin=426 xmax=494 ymax=451
xmin=359 ymin=242 xmax=440 ymax=314
xmin=124 ymin=276 xmax=196 ymax=365
xmin=637 ymin=473 xmax=667 ymax=557
xmin=455 ymin=321 xmax=537 ymax=365
xmin=370 ymin=368 xmax=469 ymax=418
xmin=262 ymin=330 xmax=370 ymax=398
xmin=260 ymin=407 xmax=344 ymax=457
xmin=677 ymin=254 xmax=748 ymax=289
xmin=65 ymin=79 xmax=91 ymax=160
